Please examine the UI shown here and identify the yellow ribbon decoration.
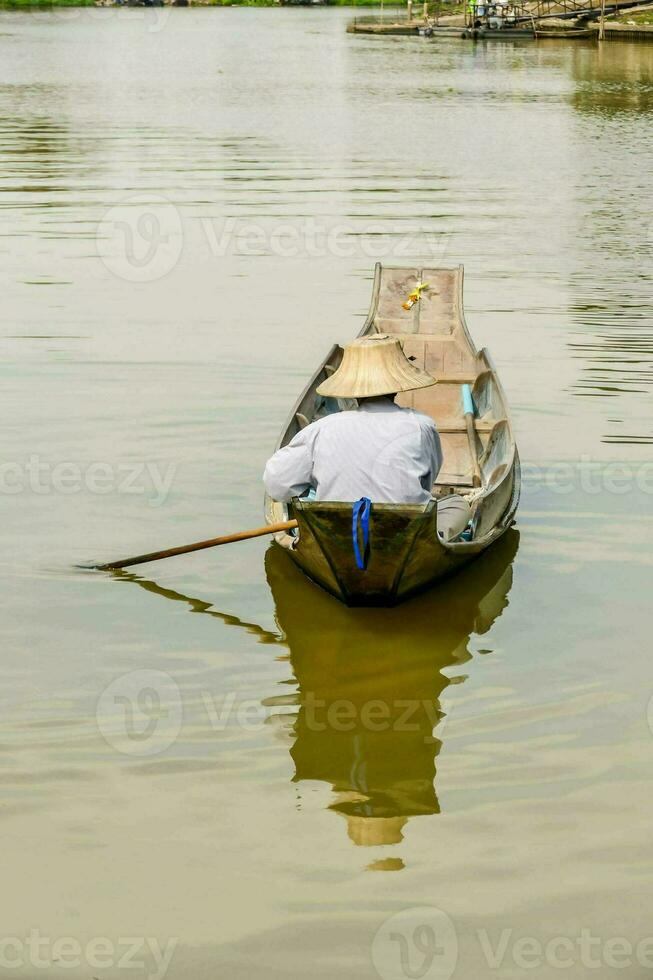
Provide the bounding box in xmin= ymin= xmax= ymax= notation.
xmin=402 ymin=281 xmax=429 ymax=311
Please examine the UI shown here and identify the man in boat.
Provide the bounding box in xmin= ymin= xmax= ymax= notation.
xmin=263 ymin=335 xmax=471 ymax=541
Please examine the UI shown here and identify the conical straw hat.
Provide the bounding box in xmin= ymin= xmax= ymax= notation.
xmin=316 ymin=334 xmax=436 ymax=400
xmin=345 ymin=814 xmax=408 ymax=847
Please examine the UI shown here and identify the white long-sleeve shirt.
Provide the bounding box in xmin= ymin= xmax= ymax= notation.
xmin=264 ymin=398 xmax=442 ymax=505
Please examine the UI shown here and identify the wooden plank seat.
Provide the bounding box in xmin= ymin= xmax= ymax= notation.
xmin=430 ymin=374 xmax=479 ymax=384
xmin=437 ymin=421 xmax=494 ymax=433
xmin=433 ymin=473 xmax=475 ymax=490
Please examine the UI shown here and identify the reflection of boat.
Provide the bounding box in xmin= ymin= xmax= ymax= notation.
xmin=117 ymin=529 xmax=518 ymax=860
xmin=266 ymin=531 xmax=519 ymax=853
xmin=265 ymin=263 xmax=520 ymax=606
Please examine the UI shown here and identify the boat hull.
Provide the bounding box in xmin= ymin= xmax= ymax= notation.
xmin=265 ymin=263 xmax=520 ymax=606
xmin=287 ymin=462 xmax=519 ymax=605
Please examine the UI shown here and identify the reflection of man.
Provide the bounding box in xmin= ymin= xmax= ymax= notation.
xmin=294 ymin=681 xmax=442 ymax=846
xmin=264 ymin=335 xmax=471 ymax=540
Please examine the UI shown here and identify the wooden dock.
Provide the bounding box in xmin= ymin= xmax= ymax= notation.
xmin=348 ymin=13 xmax=653 ymax=39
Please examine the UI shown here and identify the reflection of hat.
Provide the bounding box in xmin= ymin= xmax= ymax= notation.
xmin=345 ymin=814 xmax=408 ymax=847
xmin=316 ymin=335 xmax=436 ymax=400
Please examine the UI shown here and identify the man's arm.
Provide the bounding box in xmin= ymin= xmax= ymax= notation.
xmin=263 ymin=425 xmax=316 ymax=503
xmin=420 ymin=419 xmax=443 ymax=493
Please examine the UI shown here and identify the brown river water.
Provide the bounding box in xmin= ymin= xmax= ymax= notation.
xmin=1 ymin=9 xmax=652 ymax=979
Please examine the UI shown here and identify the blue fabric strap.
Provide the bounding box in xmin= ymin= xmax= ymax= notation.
xmin=352 ymin=497 xmax=372 ymax=571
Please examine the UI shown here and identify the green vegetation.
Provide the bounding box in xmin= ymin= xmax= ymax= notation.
xmin=339 ymin=0 xmax=464 ymax=10
xmin=194 ymin=0 xmax=278 ymax=6
xmin=200 ymin=0 xmax=458 ymax=6
xmin=0 ymin=0 xmax=464 ymax=9
xmin=428 ymin=1 xmax=465 ymax=14
xmin=0 ymin=0 xmax=94 ymax=7
xmin=0 ymin=0 xmax=642 ymax=16
xmin=614 ymin=7 xmax=653 ymax=22
xmin=205 ymin=0 xmax=396 ymax=6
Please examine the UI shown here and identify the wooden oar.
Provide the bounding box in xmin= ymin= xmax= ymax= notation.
xmin=84 ymin=519 xmax=298 ymax=571
xmin=461 ymin=383 xmax=483 ymax=489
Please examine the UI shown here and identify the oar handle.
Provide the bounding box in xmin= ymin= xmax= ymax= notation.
xmin=92 ymin=519 xmax=298 ymax=571
xmin=461 ymin=384 xmax=483 ymax=489
xmin=462 ymin=383 xmax=475 ymax=417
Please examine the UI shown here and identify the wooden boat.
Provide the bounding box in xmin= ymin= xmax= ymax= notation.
xmin=264 ymin=264 xmax=520 ymax=606
xmin=535 ymin=25 xmax=595 ymax=38
xmin=418 ymin=24 xmax=534 ymax=39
